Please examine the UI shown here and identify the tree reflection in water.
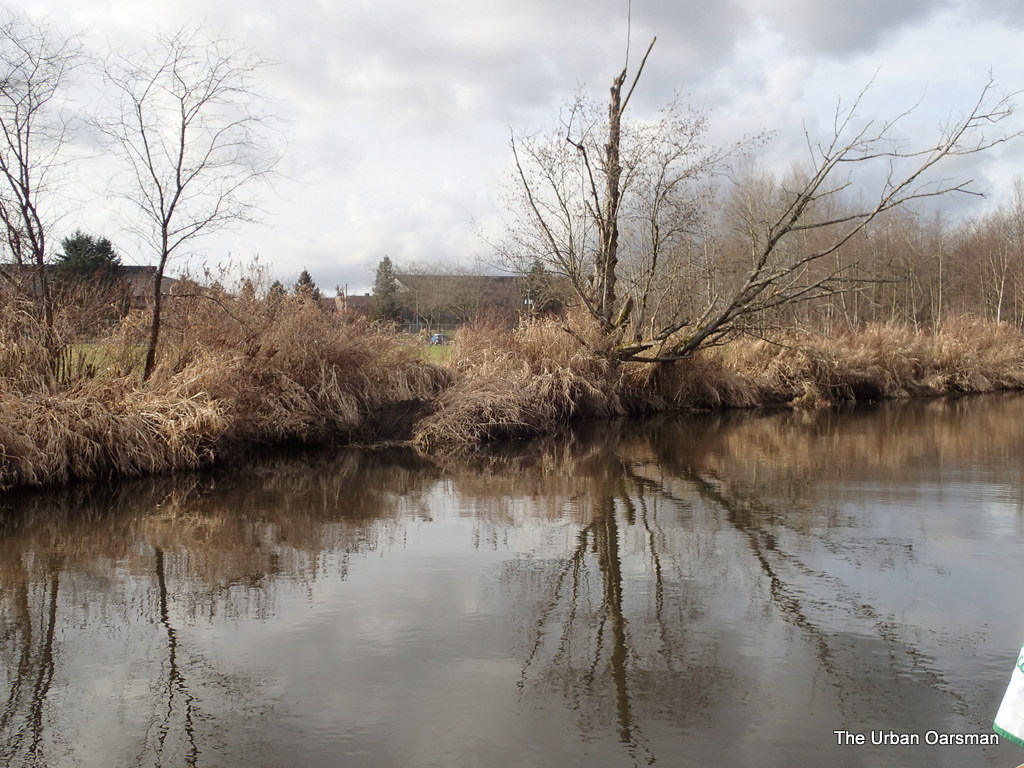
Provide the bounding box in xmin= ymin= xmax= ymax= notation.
xmin=0 ymin=553 xmax=62 ymax=767
xmin=470 ymin=396 xmax=1024 ymax=766
xmin=139 ymin=546 xmax=198 ymax=767
xmin=0 ymin=448 xmax=438 ymax=766
xmin=649 ymin=398 xmax=1023 ymax=727
xmin=472 ymin=434 xmax=727 ymax=767
xmin=0 ymin=396 xmax=1022 ymax=767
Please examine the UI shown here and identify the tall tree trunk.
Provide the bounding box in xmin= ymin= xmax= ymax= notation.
xmin=594 ymin=70 xmax=626 ymax=327
xmin=143 ymin=251 xmax=168 ymax=381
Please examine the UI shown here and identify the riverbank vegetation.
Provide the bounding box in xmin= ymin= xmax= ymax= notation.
xmin=411 ymin=312 xmax=1024 ymax=449
xmin=4 ymin=272 xmax=1024 ymax=491
xmin=2 ymin=13 xmax=1024 ymax=491
xmin=0 ymin=285 xmax=450 ymax=490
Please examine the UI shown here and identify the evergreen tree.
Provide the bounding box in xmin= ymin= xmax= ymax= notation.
xmin=295 ymin=269 xmax=322 ymax=301
xmin=268 ymin=280 xmax=286 ymax=301
xmin=52 ymin=230 xmax=121 ymax=286
xmin=372 ymin=256 xmax=401 ymax=321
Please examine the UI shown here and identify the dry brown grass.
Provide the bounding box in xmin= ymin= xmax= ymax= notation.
xmin=0 ymin=379 xmax=226 ymax=488
xmin=414 ymin=315 xmax=1024 ymax=450
xmin=412 ymin=312 xmax=635 ymax=449
xmin=686 ymin=319 xmax=1024 ymax=408
xmin=0 ymin=284 xmax=450 ymax=490
xmin=0 ymin=300 xmax=56 ymax=393
xmin=4 ymin=276 xmax=1024 ymax=488
xmin=154 ymin=290 xmax=452 ymax=449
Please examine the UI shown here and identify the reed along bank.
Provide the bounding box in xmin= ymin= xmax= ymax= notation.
xmin=3 ymin=289 xmax=1024 ymax=491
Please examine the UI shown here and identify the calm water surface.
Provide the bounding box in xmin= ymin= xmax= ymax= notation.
xmin=3 ymin=396 xmax=1024 ymax=767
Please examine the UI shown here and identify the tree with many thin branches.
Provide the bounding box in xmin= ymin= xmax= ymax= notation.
xmin=96 ymin=26 xmax=280 ymax=380
xmin=0 ymin=11 xmax=82 ymax=338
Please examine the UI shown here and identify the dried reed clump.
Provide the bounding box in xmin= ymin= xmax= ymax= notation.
xmin=163 ymin=298 xmax=372 ymax=446
xmin=0 ymin=378 xmax=226 ymax=490
xmin=413 ymin=315 xmax=1024 ymax=450
xmin=1 ymin=283 xmax=451 ymax=489
xmin=149 ymin=292 xmax=451 ymax=449
xmin=412 ymin=313 xmax=629 ymax=450
xmin=635 ymin=351 xmax=762 ymax=410
xmin=686 ymin=320 xmax=1024 ymax=408
xmin=0 ymin=300 xmax=57 ymax=393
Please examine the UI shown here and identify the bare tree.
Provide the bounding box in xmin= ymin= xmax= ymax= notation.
xmin=504 ymin=39 xmax=743 ymax=333
xmin=949 ymin=178 xmax=1024 ymax=326
xmin=985 ymin=177 xmax=1024 ymax=324
xmin=0 ymin=11 xmax=82 ymax=334
xmin=506 ymin=43 xmax=1023 ymax=361
xmin=97 ymin=27 xmax=278 ymax=379
xmin=654 ymin=81 xmax=1024 ymax=360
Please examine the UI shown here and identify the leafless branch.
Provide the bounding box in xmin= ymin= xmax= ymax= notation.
xmin=95 ymin=25 xmax=281 ymax=379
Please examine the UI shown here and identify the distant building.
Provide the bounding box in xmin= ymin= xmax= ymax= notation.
xmin=337 ymin=292 xmax=374 ymax=317
xmin=118 ymin=266 xmax=181 ymax=309
xmin=395 ymin=274 xmax=524 ymax=330
xmin=1 ymin=263 xmax=179 ymax=309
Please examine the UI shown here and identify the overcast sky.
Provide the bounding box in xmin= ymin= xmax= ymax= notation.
xmin=21 ymin=0 xmax=1024 ymax=294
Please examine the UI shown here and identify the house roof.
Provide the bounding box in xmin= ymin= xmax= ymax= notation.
xmin=340 ymin=293 xmax=374 ymax=313
xmin=396 ymin=274 xmax=519 ymax=291
xmin=1 ymin=263 xmax=178 ymax=302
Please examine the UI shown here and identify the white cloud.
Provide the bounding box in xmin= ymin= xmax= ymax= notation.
xmin=750 ymin=0 xmax=945 ymax=57
xmin=13 ymin=0 xmax=1024 ymax=292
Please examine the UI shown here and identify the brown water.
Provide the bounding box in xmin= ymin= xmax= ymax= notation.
xmin=2 ymin=396 xmax=1024 ymax=767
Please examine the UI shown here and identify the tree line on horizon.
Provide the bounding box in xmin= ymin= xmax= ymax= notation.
xmin=366 ymin=193 xmax=1024 ymax=337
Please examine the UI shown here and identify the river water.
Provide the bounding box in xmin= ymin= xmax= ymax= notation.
xmin=2 ymin=395 xmax=1024 ymax=767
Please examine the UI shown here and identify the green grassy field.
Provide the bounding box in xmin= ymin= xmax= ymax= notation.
xmin=424 ymin=344 xmax=452 ymax=364
xmin=61 ymin=341 xmax=131 ymax=376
